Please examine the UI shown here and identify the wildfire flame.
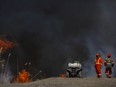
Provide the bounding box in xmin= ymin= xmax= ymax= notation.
xmin=0 ymin=39 xmax=15 ymax=53
xmin=14 ymin=69 xmax=31 ymax=83
xmin=59 ymin=74 xmax=66 ymax=78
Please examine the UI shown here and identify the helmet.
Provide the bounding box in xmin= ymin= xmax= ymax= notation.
xmin=96 ymin=53 xmax=100 ymax=57
xmin=107 ymin=54 xmax=111 ymax=57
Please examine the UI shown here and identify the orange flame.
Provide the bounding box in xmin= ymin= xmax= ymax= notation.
xmin=59 ymin=74 xmax=66 ymax=78
xmin=0 ymin=39 xmax=15 ymax=53
xmin=14 ymin=69 xmax=31 ymax=83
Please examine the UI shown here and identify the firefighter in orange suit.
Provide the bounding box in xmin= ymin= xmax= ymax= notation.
xmin=94 ymin=54 xmax=103 ymax=78
xmin=104 ymin=54 xmax=114 ymax=78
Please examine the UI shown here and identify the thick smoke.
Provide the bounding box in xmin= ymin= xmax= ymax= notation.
xmin=0 ymin=0 xmax=116 ymax=77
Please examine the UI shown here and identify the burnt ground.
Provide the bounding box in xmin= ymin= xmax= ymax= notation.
xmin=0 ymin=77 xmax=116 ymax=87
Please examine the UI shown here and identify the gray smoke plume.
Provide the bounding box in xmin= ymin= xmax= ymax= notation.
xmin=0 ymin=0 xmax=116 ymax=78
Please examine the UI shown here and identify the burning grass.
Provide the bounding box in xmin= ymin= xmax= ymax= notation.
xmin=59 ymin=74 xmax=66 ymax=78
xmin=13 ymin=69 xmax=31 ymax=83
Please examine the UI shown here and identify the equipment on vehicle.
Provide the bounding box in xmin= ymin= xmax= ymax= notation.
xmin=66 ymin=61 xmax=82 ymax=78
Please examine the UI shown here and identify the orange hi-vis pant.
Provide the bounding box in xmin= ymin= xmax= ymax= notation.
xmin=95 ymin=64 xmax=102 ymax=76
xmin=94 ymin=58 xmax=103 ymax=77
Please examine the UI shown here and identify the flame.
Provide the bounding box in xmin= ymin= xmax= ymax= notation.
xmin=0 ymin=39 xmax=15 ymax=53
xmin=59 ymin=74 xmax=66 ymax=78
xmin=14 ymin=69 xmax=31 ymax=83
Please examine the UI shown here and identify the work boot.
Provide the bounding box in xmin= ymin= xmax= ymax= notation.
xmin=108 ymin=75 xmax=112 ymax=78
xmin=97 ymin=75 xmax=102 ymax=78
xmin=106 ymin=74 xmax=109 ymax=78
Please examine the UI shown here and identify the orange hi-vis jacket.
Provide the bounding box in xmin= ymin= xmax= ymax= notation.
xmin=94 ymin=57 xmax=103 ymax=75
xmin=95 ymin=57 xmax=103 ymax=66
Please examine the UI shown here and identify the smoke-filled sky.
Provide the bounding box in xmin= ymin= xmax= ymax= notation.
xmin=0 ymin=0 xmax=116 ymax=77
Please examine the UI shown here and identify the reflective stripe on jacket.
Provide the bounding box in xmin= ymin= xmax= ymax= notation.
xmin=95 ymin=58 xmax=103 ymax=65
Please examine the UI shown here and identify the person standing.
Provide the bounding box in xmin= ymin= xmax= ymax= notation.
xmin=94 ymin=54 xmax=103 ymax=78
xmin=104 ymin=54 xmax=114 ymax=78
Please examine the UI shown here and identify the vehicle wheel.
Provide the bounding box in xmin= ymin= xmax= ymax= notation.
xmin=66 ymin=72 xmax=70 ymax=78
xmin=78 ymin=71 xmax=83 ymax=78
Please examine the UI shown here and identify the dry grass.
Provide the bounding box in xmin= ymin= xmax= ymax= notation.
xmin=0 ymin=77 xmax=116 ymax=87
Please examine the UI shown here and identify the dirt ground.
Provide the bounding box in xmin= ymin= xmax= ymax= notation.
xmin=0 ymin=77 xmax=116 ymax=87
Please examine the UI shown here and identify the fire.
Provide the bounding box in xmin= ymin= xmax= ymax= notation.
xmin=14 ymin=69 xmax=31 ymax=83
xmin=0 ymin=39 xmax=15 ymax=53
xmin=59 ymin=74 xmax=66 ymax=78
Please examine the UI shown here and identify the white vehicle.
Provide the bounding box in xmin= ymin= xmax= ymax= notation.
xmin=66 ymin=61 xmax=82 ymax=78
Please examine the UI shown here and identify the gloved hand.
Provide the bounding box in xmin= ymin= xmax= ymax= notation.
xmin=112 ymin=64 xmax=114 ymax=67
